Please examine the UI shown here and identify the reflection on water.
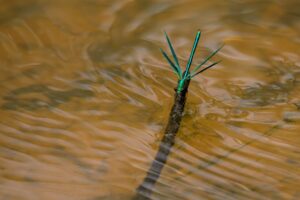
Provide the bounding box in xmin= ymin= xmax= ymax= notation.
xmin=3 ymin=84 xmax=94 ymax=110
xmin=1 ymin=0 xmax=300 ymax=199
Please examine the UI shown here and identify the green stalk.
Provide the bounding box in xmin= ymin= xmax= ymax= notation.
xmin=183 ymin=31 xmax=201 ymax=79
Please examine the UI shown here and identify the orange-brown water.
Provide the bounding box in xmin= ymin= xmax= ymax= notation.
xmin=1 ymin=0 xmax=300 ymax=199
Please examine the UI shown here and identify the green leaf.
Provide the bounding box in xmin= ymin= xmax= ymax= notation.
xmin=191 ymin=60 xmax=221 ymax=78
xmin=160 ymin=48 xmax=181 ymax=78
xmin=183 ymin=31 xmax=201 ymax=79
xmin=164 ymin=32 xmax=182 ymax=78
xmin=190 ymin=44 xmax=223 ymax=75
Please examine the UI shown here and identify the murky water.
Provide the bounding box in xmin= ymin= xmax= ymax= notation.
xmin=1 ymin=0 xmax=300 ymax=199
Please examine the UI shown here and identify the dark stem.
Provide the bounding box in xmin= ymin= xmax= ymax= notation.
xmin=133 ymin=78 xmax=190 ymax=200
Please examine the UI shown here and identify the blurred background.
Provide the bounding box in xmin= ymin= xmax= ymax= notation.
xmin=0 ymin=0 xmax=300 ymax=199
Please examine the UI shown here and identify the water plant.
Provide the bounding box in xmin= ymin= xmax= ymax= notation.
xmin=161 ymin=31 xmax=223 ymax=93
xmin=134 ymin=31 xmax=223 ymax=200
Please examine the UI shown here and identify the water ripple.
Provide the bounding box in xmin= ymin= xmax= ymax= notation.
xmin=1 ymin=0 xmax=300 ymax=200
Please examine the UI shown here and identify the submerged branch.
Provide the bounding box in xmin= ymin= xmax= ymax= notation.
xmin=133 ymin=31 xmax=222 ymax=200
xmin=133 ymin=79 xmax=190 ymax=200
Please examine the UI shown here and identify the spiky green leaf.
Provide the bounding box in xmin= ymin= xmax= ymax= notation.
xmin=191 ymin=60 xmax=221 ymax=78
xmin=183 ymin=31 xmax=201 ymax=79
xmin=164 ymin=32 xmax=182 ymax=78
xmin=160 ymin=48 xmax=181 ymax=78
xmin=190 ymin=44 xmax=223 ymax=75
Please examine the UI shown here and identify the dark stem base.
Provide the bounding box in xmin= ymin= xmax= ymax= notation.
xmin=133 ymin=79 xmax=190 ymax=200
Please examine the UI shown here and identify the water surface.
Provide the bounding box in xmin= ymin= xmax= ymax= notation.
xmin=1 ymin=0 xmax=300 ymax=199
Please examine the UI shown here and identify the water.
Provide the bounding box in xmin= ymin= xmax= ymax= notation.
xmin=1 ymin=0 xmax=300 ymax=199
